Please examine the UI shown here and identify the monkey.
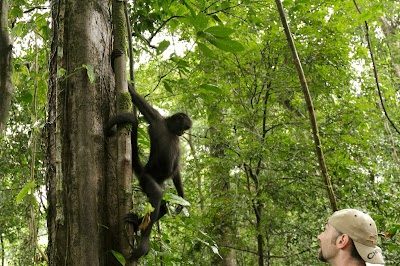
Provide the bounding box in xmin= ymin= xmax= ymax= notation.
xmin=105 ymin=76 xmax=192 ymax=261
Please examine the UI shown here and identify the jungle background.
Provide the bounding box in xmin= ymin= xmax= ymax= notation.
xmin=0 ymin=0 xmax=399 ymax=265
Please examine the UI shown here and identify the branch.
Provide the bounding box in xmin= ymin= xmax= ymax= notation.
xmin=274 ymin=0 xmax=338 ymax=211
xmin=148 ymin=15 xmax=184 ymax=43
xmin=23 ymin=6 xmax=49 ymax=13
xmin=352 ymin=0 xmax=400 ymax=135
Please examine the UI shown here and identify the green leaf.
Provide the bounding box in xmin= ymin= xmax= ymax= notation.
xmin=57 ymin=68 xmax=67 ymax=78
xmin=163 ymin=80 xmax=173 ymax=93
xmin=186 ymin=12 xmax=209 ymax=31
xmin=10 ymin=6 xmax=23 ymax=18
xmin=157 ymin=40 xmax=170 ymax=54
xmin=387 ymin=224 xmax=400 ymax=237
xmin=181 ymin=0 xmax=196 ymax=17
xmin=16 ymin=181 xmax=35 ymax=203
xmin=145 ymin=202 xmax=155 ymax=213
xmin=197 ymin=42 xmax=216 ymax=58
xmin=204 ymin=26 xmax=235 ymax=38
xmin=18 ymin=91 xmax=33 ymax=104
xmin=205 ymin=35 xmax=245 ymax=53
xmin=199 ymin=84 xmax=223 ymax=94
xmin=211 ymin=14 xmax=223 ymax=24
xmin=82 ymin=64 xmax=95 ymax=84
xmin=163 ymin=192 xmax=191 ymax=206
xmin=387 ymin=243 xmax=400 ymax=252
xmin=111 ymin=250 xmax=126 ymax=266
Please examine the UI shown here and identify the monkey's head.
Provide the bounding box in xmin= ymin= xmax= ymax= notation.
xmin=166 ymin=112 xmax=192 ymax=136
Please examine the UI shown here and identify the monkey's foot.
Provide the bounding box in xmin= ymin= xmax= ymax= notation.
xmin=129 ymin=240 xmax=150 ymax=262
xmin=124 ymin=213 xmax=141 ymax=233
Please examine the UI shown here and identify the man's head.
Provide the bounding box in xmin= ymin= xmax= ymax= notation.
xmin=318 ymin=209 xmax=384 ymax=264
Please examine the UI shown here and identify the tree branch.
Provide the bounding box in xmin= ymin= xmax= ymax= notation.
xmin=352 ymin=0 xmax=400 ymax=135
xmin=275 ymin=0 xmax=338 ymax=211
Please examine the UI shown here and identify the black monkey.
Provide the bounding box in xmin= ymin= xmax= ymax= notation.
xmin=106 ymin=81 xmax=192 ymax=261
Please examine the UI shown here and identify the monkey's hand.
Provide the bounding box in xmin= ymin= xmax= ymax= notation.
xmin=175 ymin=205 xmax=184 ymax=215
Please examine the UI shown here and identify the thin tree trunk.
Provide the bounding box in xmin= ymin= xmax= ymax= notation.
xmin=1 ymin=234 xmax=4 ymax=266
xmin=380 ymin=16 xmax=400 ymax=81
xmin=187 ymin=133 xmax=204 ymax=211
xmin=274 ymin=0 xmax=338 ymax=211
xmin=352 ymin=1 xmax=400 ymax=136
xmin=209 ymin=128 xmax=237 ymax=266
xmin=106 ymin=1 xmax=134 ymax=265
xmin=28 ymin=33 xmax=49 ymax=264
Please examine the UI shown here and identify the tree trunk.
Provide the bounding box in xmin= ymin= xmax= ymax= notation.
xmin=0 ymin=0 xmax=14 ymax=137
xmin=275 ymin=0 xmax=338 ymax=211
xmin=380 ymin=16 xmax=400 ymax=80
xmin=1 ymin=234 xmax=4 ymax=266
xmin=46 ymin=0 xmax=129 ymax=264
xmin=209 ymin=128 xmax=237 ymax=266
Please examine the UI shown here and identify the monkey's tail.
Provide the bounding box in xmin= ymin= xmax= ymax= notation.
xmin=105 ymin=111 xmax=143 ymax=175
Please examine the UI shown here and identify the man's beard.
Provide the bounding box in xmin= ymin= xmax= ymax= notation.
xmin=318 ymin=248 xmax=327 ymax=262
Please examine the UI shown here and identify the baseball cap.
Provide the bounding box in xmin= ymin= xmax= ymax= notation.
xmin=328 ymin=209 xmax=384 ymax=264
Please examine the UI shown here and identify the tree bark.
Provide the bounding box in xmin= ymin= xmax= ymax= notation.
xmin=0 ymin=0 xmax=14 ymax=137
xmin=106 ymin=1 xmax=134 ymax=264
xmin=46 ymin=0 xmax=120 ymax=264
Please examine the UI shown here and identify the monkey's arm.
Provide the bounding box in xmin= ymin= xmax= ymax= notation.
xmin=172 ymin=172 xmax=185 ymax=214
xmin=127 ymin=83 xmax=163 ymax=123
xmin=172 ymin=173 xmax=184 ymax=199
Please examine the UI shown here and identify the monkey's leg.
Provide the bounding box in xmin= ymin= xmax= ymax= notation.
xmin=125 ymin=200 xmax=167 ymax=232
xmin=130 ymin=174 xmax=163 ymax=261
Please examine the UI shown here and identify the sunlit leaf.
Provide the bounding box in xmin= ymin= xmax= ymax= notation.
xmin=185 ymin=12 xmax=209 ymax=30
xmin=16 ymin=181 xmax=35 ymax=204
xmin=204 ymin=26 xmax=235 ymax=38
xmin=157 ymin=40 xmax=170 ymax=54
xmin=82 ymin=64 xmax=95 ymax=84
xmin=163 ymin=192 xmax=191 ymax=206
xmin=205 ymin=36 xmax=244 ymax=52
xmin=211 ymin=245 xmax=222 ymax=258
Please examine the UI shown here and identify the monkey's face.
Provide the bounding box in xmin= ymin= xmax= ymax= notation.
xmin=167 ymin=113 xmax=192 ymax=136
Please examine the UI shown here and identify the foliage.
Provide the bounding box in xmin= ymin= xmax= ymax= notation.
xmin=1 ymin=0 xmax=49 ymax=265
xmin=1 ymin=0 xmax=399 ymax=265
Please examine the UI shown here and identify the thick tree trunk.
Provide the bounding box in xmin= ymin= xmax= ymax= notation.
xmin=46 ymin=0 xmax=129 ymax=264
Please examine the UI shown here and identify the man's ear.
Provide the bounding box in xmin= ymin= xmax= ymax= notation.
xmin=336 ymin=234 xmax=351 ymax=249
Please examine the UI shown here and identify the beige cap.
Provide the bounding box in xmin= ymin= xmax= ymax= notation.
xmin=328 ymin=209 xmax=384 ymax=264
